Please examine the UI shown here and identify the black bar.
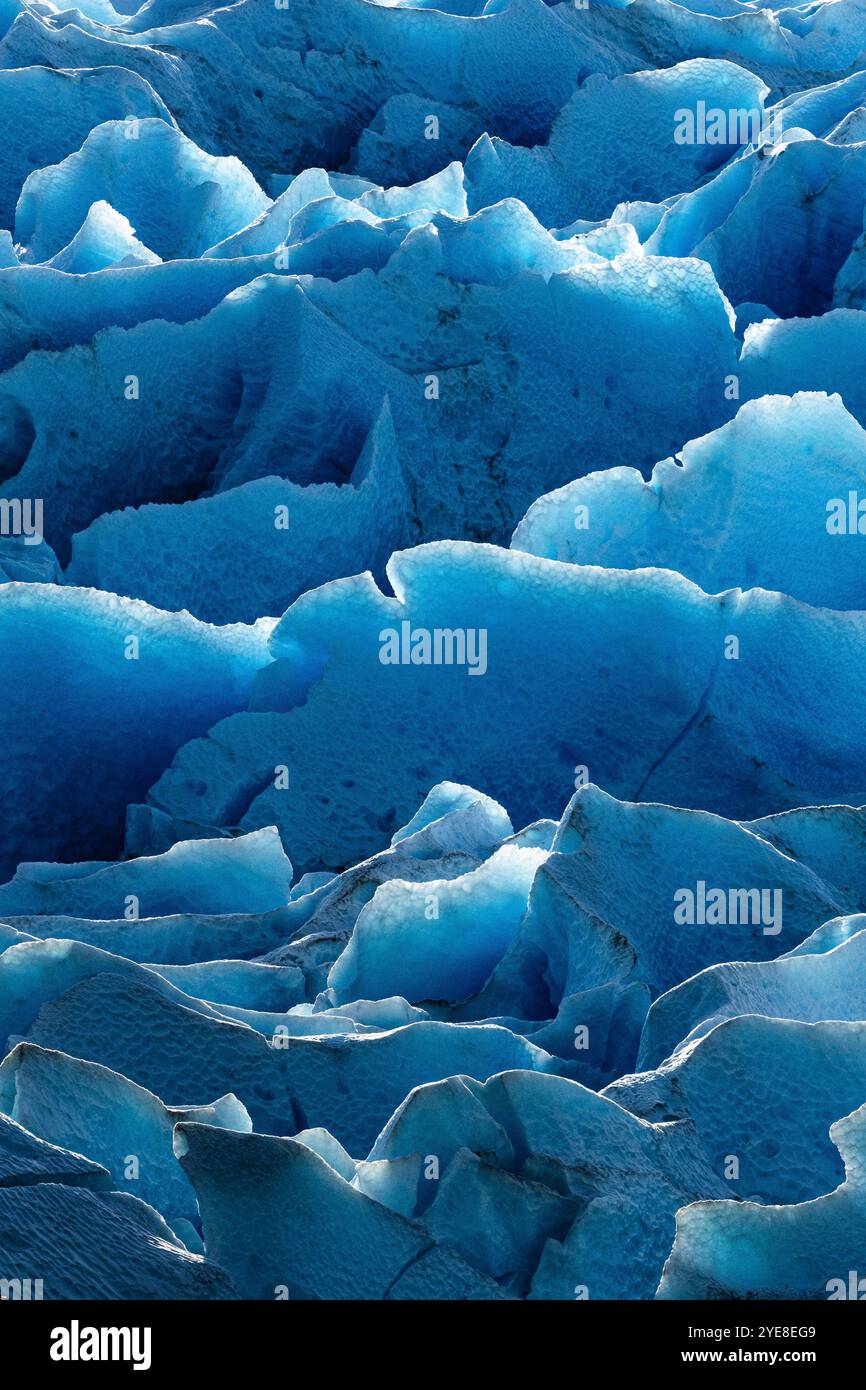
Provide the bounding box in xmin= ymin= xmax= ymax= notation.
xmin=3 ymin=1297 xmax=860 ymax=1374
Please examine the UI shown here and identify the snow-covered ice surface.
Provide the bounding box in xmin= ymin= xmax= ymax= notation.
xmin=1 ymin=0 xmax=865 ymax=1301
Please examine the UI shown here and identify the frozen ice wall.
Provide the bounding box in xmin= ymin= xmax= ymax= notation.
xmin=0 ymin=0 xmax=865 ymax=1305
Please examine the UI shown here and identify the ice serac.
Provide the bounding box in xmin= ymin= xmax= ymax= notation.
xmin=657 ymin=1103 xmax=866 ymax=1300
xmin=473 ymin=784 xmax=841 ymax=1008
xmin=0 ymin=1105 xmax=111 ymax=1191
xmin=204 ymin=161 xmax=467 ymax=260
xmin=742 ymin=804 xmax=866 ymax=910
xmin=200 ymin=167 xmax=334 ymax=259
xmin=0 ymin=828 xmax=292 ymax=919
xmin=424 ymin=1146 xmax=577 ymax=1295
xmin=0 ymin=584 xmax=270 ymax=874
xmin=15 ymin=119 xmax=270 ymax=262
xmin=464 ymin=60 xmax=767 ymax=225
xmin=513 ymin=393 xmax=866 ymax=610
xmin=426 ymin=199 xmax=609 ymax=285
xmin=391 ymin=781 xmax=512 ymax=852
xmin=45 ymin=200 xmax=161 ymax=272
xmin=0 ymin=0 xmax=632 ymax=182
xmin=141 ymin=544 xmax=866 ymax=873
xmin=0 ymin=65 xmax=174 ymax=230
xmin=739 ymin=310 xmax=866 ymax=430
xmin=66 ymin=398 xmax=411 ymax=624
xmin=292 ymin=1126 xmax=356 ymax=1182
xmin=6 ymin=943 xmax=562 ymax=1153
xmin=175 ymin=1122 xmax=508 ymax=1299
xmin=786 ymin=914 xmax=866 ymax=960
xmin=769 ymin=70 xmax=866 ymax=144
xmin=328 ymin=845 xmax=547 ymax=1007
xmin=145 ymin=960 xmax=304 ymax=1012
xmin=647 ymin=136 xmax=866 ymax=317
xmin=0 ymin=1183 xmax=237 ymax=1298
xmin=639 ymin=930 xmax=866 ymax=1070
xmin=360 ymin=1069 xmax=727 ymax=1298
xmin=0 ymin=937 xmax=258 ymax=1052
xmin=1 ymin=0 xmax=866 ymax=1307
xmin=350 ymin=96 xmax=486 ymax=185
xmin=0 ymin=242 xmax=737 ymax=561
xmin=606 ymin=1016 xmax=866 ymax=1204
xmin=265 ymin=1019 xmax=562 ymax=1156
xmin=300 ymin=238 xmax=739 ymax=541
xmin=3 ymin=780 xmax=506 ymax=980
xmin=0 ymin=278 xmax=413 ymax=559
xmin=0 ymin=257 xmax=291 ymax=375
xmin=0 ymin=908 xmax=297 ymax=968
xmin=0 ymin=1042 xmax=251 ymax=1225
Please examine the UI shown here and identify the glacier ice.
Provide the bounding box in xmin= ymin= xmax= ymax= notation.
xmin=607 ymin=1015 xmax=866 ymax=1204
xmin=657 ymin=1103 xmax=866 ymax=1299
xmin=16 ymin=119 xmax=270 ymax=263
xmin=639 ymin=929 xmax=866 ymax=1069
xmin=0 ymin=1182 xmax=236 ymax=1298
xmin=1 ymin=0 xmax=865 ymax=1306
xmin=144 ymin=960 xmax=305 ymax=1012
xmin=2 ymin=936 xmax=564 ymax=1154
xmin=739 ymin=308 xmax=866 ymax=428
xmin=0 ymin=1041 xmax=251 ymax=1226
xmin=175 ymin=1121 xmax=508 ymax=1300
xmin=5 ymin=769 xmax=861 ymax=1294
xmin=743 ymin=803 xmax=866 ymax=909
xmin=0 ymin=64 xmax=173 ymax=230
xmin=363 ymin=1068 xmax=728 ymax=1300
xmin=137 ymin=545 xmax=866 ymax=873
xmin=0 ymin=583 xmax=270 ymax=873
xmin=0 ymin=240 xmax=738 ymax=563
xmin=0 ymin=1102 xmax=110 ymax=1190
xmin=65 ymin=398 xmax=412 ymax=623
xmin=45 ymin=200 xmax=161 ymax=273
xmin=513 ymin=393 xmax=866 ymax=610
xmin=327 ymin=844 xmax=548 ymax=1007
xmin=471 ymin=784 xmax=842 ymax=1006
xmin=646 ymin=134 xmax=866 ymax=317
xmin=0 ymin=827 xmax=293 ymax=918
xmin=464 ymin=60 xmax=767 ymax=225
